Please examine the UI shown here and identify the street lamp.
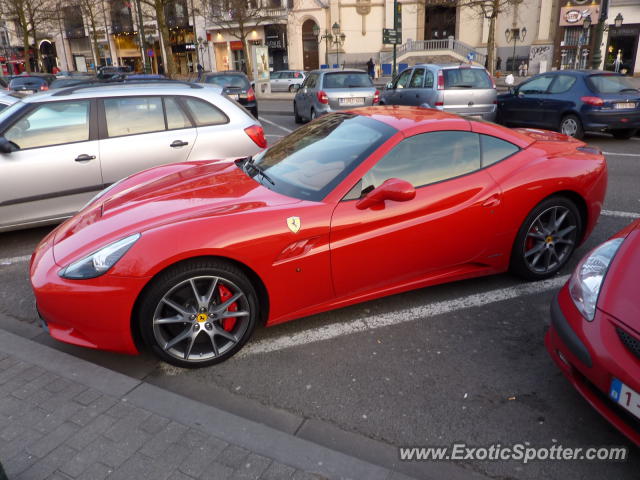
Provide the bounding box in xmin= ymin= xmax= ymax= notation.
xmin=331 ymin=22 xmax=346 ymax=68
xmin=614 ymin=13 xmax=624 ymax=28
xmin=576 ymin=14 xmax=591 ymax=69
xmin=505 ymin=26 xmax=526 ymax=74
xmin=312 ymin=23 xmax=346 ymax=68
xmin=312 ymin=24 xmax=332 ymax=66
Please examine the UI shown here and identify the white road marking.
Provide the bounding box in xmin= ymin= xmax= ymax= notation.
xmin=602 ymin=209 xmax=640 ymax=219
xmin=259 ymin=116 xmax=293 ymax=133
xmin=239 ymin=275 xmax=570 ymax=357
xmin=0 ymin=254 xmax=31 ymax=266
xmin=603 ymin=151 xmax=640 ymax=157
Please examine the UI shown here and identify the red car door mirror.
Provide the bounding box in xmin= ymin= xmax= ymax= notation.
xmin=356 ymin=178 xmax=416 ymax=210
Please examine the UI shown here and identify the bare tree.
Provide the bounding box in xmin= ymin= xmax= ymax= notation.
xmin=139 ymin=0 xmax=178 ymax=77
xmin=203 ymin=0 xmax=282 ymax=78
xmin=0 ymin=0 xmax=53 ymax=72
xmin=424 ymin=0 xmax=519 ymax=75
xmin=72 ymin=0 xmax=103 ymax=69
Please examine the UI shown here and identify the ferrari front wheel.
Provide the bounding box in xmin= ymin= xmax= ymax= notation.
xmin=510 ymin=197 xmax=581 ymax=281
xmin=139 ymin=259 xmax=258 ymax=368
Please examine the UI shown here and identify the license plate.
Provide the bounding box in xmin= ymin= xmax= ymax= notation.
xmin=610 ymin=378 xmax=640 ymax=419
xmin=614 ymin=102 xmax=635 ymax=109
xmin=339 ymin=97 xmax=365 ymax=106
xmin=227 ymin=94 xmax=239 ymax=101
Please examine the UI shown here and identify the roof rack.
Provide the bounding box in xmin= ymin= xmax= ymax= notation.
xmin=52 ymin=79 xmax=203 ymax=96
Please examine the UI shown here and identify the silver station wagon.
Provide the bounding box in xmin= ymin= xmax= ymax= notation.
xmin=293 ymin=69 xmax=379 ymax=123
xmin=0 ymin=82 xmax=266 ymax=232
xmin=380 ymin=64 xmax=497 ymax=121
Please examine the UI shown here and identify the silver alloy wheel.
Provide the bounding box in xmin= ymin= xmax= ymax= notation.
xmin=561 ymin=117 xmax=578 ymax=137
xmin=152 ymin=275 xmax=251 ymax=363
xmin=523 ymin=206 xmax=578 ymax=274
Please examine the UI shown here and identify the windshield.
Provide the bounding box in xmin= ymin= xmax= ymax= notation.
xmin=9 ymin=77 xmax=46 ymax=87
xmin=324 ymin=72 xmax=373 ymax=89
xmin=205 ymin=75 xmax=249 ymax=88
xmin=444 ymin=68 xmax=492 ymax=89
xmin=248 ymin=113 xmax=396 ymax=201
xmin=587 ymin=74 xmax=638 ymax=94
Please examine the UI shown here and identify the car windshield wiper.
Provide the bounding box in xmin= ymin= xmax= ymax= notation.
xmin=241 ymin=156 xmax=275 ymax=186
xmin=449 ymin=84 xmax=474 ymax=88
xmin=619 ymin=88 xmax=638 ymax=93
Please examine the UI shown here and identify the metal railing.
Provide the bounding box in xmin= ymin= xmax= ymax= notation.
xmin=379 ymin=38 xmax=486 ymax=66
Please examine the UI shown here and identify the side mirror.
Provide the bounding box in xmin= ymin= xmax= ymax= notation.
xmin=356 ymin=178 xmax=415 ymax=210
xmin=0 ymin=137 xmax=18 ymax=154
xmin=386 ymin=82 xmax=393 ymax=89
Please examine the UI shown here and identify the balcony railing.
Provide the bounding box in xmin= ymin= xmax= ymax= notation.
xmin=380 ymin=38 xmax=486 ymax=66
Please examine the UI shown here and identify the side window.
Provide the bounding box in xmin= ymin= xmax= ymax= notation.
xmin=548 ymin=75 xmax=576 ymax=94
xmin=164 ymin=97 xmax=192 ymax=130
xmin=5 ymin=100 xmax=90 ymax=150
xmin=424 ymin=71 xmax=434 ymax=88
xmin=480 ymin=134 xmax=519 ymax=167
xmin=271 ymin=72 xmax=281 ymax=79
xmin=361 ymin=131 xmax=481 ymax=192
xmin=393 ymin=69 xmax=412 ymax=89
xmin=182 ymin=97 xmax=228 ymax=126
xmin=409 ymin=68 xmax=425 ymax=88
xmin=303 ymin=74 xmax=316 ymax=88
xmin=104 ymin=96 xmax=164 ymax=137
xmin=519 ymin=75 xmax=554 ymax=94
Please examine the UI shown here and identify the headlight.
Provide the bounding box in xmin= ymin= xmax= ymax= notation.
xmin=568 ymin=238 xmax=624 ymax=321
xmin=59 ymin=233 xmax=141 ymax=279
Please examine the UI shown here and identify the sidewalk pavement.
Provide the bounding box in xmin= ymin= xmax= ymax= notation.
xmin=0 ymin=325 xmax=416 ymax=480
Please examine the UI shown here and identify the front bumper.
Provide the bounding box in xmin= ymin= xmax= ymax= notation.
xmin=30 ymin=240 xmax=148 ymax=355
xmin=546 ymin=286 xmax=640 ymax=446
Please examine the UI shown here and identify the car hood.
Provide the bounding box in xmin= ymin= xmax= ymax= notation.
xmin=52 ymin=161 xmax=300 ymax=265
xmin=598 ymin=221 xmax=640 ymax=329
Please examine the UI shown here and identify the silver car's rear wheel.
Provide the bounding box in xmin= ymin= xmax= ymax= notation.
xmin=139 ymin=260 xmax=258 ymax=368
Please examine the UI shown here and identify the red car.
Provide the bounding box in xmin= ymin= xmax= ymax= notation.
xmin=30 ymin=107 xmax=607 ymax=367
xmin=546 ymin=219 xmax=640 ymax=446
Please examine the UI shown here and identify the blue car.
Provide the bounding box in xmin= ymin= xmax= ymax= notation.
xmin=497 ymin=70 xmax=639 ymax=139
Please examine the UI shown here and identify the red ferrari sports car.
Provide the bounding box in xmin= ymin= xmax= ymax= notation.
xmin=546 ymin=219 xmax=640 ymax=446
xmin=30 ymin=107 xmax=607 ymax=367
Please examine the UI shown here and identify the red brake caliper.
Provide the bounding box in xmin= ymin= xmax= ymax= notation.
xmin=218 ymin=284 xmax=237 ymax=332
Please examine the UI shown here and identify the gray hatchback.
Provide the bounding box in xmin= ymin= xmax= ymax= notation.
xmin=380 ymin=64 xmax=497 ymax=121
xmin=293 ymin=69 xmax=379 ymax=123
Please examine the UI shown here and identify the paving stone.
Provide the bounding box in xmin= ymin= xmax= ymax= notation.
xmin=138 ymin=413 xmax=171 ymax=435
xmin=228 ymin=453 xmax=272 ymax=480
xmin=0 ymin=427 xmax=44 ymax=460
xmin=0 ymin=359 xmax=30 ymax=385
xmin=102 ymin=453 xmax=160 ymax=480
xmin=138 ymin=421 xmax=190 ymax=459
xmin=199 ymin=462 xmax=234 ymax=480
xmin=11 ymin=372 xmax=58 ymax=400
xmin=41 ymin=382 xmax=88 ymax=413
xmin=28 ymin=422 xmax=79 ymax=458
xmin=178 ymin=434 xmax=228 ymax=478
xmin=69 ymin=395 xmax=117 ymax=427
xmin=76 ymin=462 xmax=113 ymax=480
xmin=215 ymin=445 xmax=250 ymax=470
xmin=291 ymin=472 xmax=328 ymax=480
xmin=104 ymin=406 xmax=151 ymax=442
xmin=105 ymin=400 xmax=137 ymax=419
xmin=4 ymin=450 xmax=38 ymax=477
xmin=16 ymin=445 xmax=77 ymax=480
xmin=73 ymin=389 xmax=102 ymax=407
xmin=259 ymin=462 xmax=296 ymax=480
xmin=66 ymin=413 xmax=118 ymax=451
xmin=44 ymin=377 xmax=74 ymax=393
xmin=1 ymin=407 xmax=49 ymax=440
xmin=168 ymin=471 xmax=197 ymax=480
xmin=34 ymin=402 xmax=83 ymax=435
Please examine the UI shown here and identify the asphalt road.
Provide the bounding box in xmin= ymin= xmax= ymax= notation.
xmin=1 ymin=104 xmax=639 ymax=479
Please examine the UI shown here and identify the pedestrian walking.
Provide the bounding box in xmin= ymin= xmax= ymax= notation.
xmin=518 ymin=61 xmax=525 ymax=76
xmin=366 ymin=57 xmax=375 ymax=79
xmin=496 ymin=56 xmax=502 ymax=71
xmin=523 ymin=62 xmax=528 ymax=76
xmin=197 ymin=63 xmax=204 ymax=81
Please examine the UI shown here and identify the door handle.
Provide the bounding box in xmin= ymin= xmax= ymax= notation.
xmin=75 ymin=154 xmax=96 ymax=162
xmin=482 ymin=194 xmax=501 ymax=208
xmin=170 ymin=140 xmax=188 ymax=148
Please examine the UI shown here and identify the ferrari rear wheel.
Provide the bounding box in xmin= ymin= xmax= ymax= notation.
xmin=139 ymin=259 xmax=258 ymax=368
xmin=510 ymin=197 xmax=581 ymax=281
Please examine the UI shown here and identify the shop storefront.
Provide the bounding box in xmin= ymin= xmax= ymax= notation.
xmin=170 ymin=27 xmax=197 ymax=75
xmin=265 ymin=24 xmax=288 ymax=71
xmin=553 ymin=1 xmax=600 ymax=70
xmin=605 ymin=23 xmax=639 ymax=74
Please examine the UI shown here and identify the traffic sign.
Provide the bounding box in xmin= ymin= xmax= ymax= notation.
xmin=383 ymin=28 xmax=401 ymax=45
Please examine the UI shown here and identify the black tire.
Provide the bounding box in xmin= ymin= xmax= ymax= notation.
xmin=610 ymin=128 xmax=635 ymax=140
xmin=138 ymin=259 xmax=258 ymax=368
xmin=559 ymin=114 xmax=584 ymax=139
xmin=288 ymin=84 xmax=296 ymax=93
xmin=510 ymin=196 xmax=582 ymax=281
xmin=293 ymin=102 xmax=302 ymax=124
xmin=310 ymin=108 xmax=317 ymax=121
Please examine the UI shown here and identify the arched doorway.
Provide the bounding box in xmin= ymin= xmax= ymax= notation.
xmin=302 ymin=19 xmax=319 ymax=71
xmin=425 ymin=5 xmax=456 ymax=40
xmin=39 ymin=40 xmax=57 ymax=73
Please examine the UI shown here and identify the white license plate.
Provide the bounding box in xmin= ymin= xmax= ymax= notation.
xmin=227 ymin=94 xmax=239 ymax=101
xmin=339 ymin=97 xmax=365 ymax=106
xmin=614 ymin=102 xmax=635 ymax=109
xmin=610 ymin=378 xmax=640 ymax=419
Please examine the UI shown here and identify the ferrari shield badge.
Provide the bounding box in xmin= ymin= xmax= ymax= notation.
xmin=286 ymin=216 xmax=301 ymax=233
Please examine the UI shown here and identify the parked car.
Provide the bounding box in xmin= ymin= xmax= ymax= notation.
xmin=293 ymin=69 xmax=379 ymax=123
xmin=0 ymin=82 xmax=266 ymax=232
xmin=201 ymin=71 xmax=257 ymax=118
xmin=546 ymin=218 xmax=640 ymax=445
xmin=30 ymin=106 xmax=606 ymax=367
xmin=380 ymin=64 xmax=497 ymax=121
xmin=497 ymin=70 xmax=640 ymax=139
xmin=49 ymin=76 xmax=96 ymax=90
xmin=269 ymin=70 xmax=305 ymax=92
xmin=7 ymin=76 xmax=49 ymax=95
xmin=97 ymin=65 xmax=132 ymax=80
